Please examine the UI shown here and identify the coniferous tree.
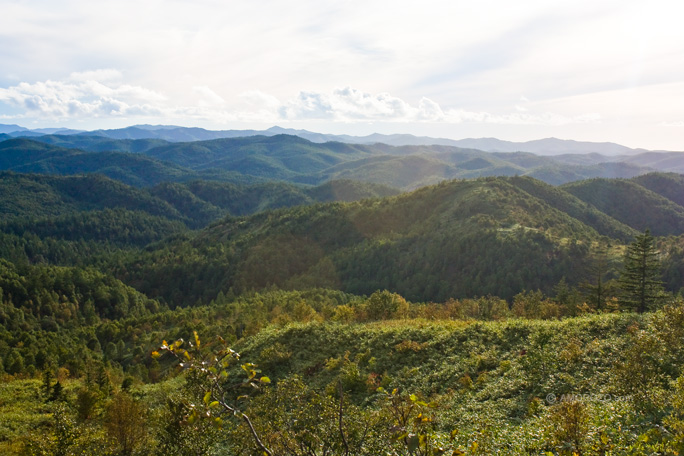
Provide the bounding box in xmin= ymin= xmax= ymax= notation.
xmin=619 ymin=230 xmax=664 ymax=312
xmin=42 ymin=367 xmax=54 ymax=401
xmin=581 ymin=246 xmax=616 ymax=311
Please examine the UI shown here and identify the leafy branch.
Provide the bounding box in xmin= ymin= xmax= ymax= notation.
xmin=155 ymin=331 xmax=273 ymax=456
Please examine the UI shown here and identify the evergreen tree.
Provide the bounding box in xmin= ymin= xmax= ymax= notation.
xmin=581 ymin=247 xmax=615 ymax=311
xmin=619 ymin=230 xmax=664 ymax=312
xmin=42 ymin=367 xmax=54 ymax=401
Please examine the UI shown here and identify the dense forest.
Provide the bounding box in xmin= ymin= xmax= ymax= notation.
xmin=0 ymin=131 xmax=683 ymax=454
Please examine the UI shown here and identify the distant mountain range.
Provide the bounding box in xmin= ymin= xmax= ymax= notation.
xmin=0 ymin=123 xmax=670 ymax=156
xmin=1 ymin=133 xmax=683 ymax=189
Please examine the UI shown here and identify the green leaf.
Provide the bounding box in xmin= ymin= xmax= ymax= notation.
xmin=407 ymin=435 xmax=420 ymax=452
xmin=187 ymin=409 xmax=198 ymax=425
xmin=203 ymin=391 xmax=212 ymax=405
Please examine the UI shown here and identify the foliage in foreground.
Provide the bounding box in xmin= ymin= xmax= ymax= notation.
xmin=161 ymin=301 xmax=684 ymax=455
xmin=6 ymin=299 xmax=684 ymax=455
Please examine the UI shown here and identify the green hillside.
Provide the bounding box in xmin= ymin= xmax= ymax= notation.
xmin=2 ymin=209 xmax=187 ymax=247
xmin=562 ymin=178 xmax=684 ymax=236
xmin=0 ymin=173 xmax=183 ymax=220
xmin=632 ymin=172 xmax=684 ymax=207
xmin=119 ymin=177 xmax=605 ymax=306
xmin=24 ymin=134 xmax=170 ymax=154
xmin=318 ymin=154 xmax=458 ymax=189
xmin=507 ymin=176 xmax=637 ymax=241
xmin=2 ymin=135 xmax=676 ymax=190
xmin=0 ymin=172 xmax=400 ymax=230
xmin=0 ymin=138 xmax=206 ymax=187
xmin=144 ymin=134 xmax=374 ymax=177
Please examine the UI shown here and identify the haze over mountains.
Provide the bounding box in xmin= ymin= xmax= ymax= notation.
xmin=1 ymin=124 xmax=683 ymax=190
xmin=0 ymin=123 xmax=673 ymax=155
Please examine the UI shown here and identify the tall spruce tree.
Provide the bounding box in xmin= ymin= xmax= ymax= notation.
xmin=619 ymin=229 xmax=664 ymax=312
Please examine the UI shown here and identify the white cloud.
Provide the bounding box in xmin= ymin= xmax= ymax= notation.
xmin=279 ymin=88 xmax=446 ymax=122
xmin=276 ymin=87 xmax=601 ymax=127
xmin=0 ymin=73 xmax=166 ymax=120
xmin=417 ymin=98 xmax=445 ymax=121
xmin=0 ymin=75 xmax=603 ymax=130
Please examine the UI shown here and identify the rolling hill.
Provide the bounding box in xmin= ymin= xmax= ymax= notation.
xmin=562 ymin=178 xmax=684 ymax=236
xmin=3 ymin=134 xmax=680 ymax=189
xmin=0 ymin=138 xmax=206 ymax=187
xmin=0 ymin=172 xmax=401 ymax=233
xmin=118 ymin=177 xmax=611 ymax=306
xmin=3 ymin=123 xmax=654 ymax=156
xmin=631 ymin=172 xmax=684 ymax=207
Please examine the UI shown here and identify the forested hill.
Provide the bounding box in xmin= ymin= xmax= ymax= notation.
xmin=562 ymin=177 xmax=684 ymax=236
xmin=3 ymin=134 xmax=683 ymax=189
xmin=632 ymin=172 xmax=684 ymax=207
xmin=112 ymin=177 xmax=616 ymax=306
xmin=0 ymin=173 xmax=399 ymax=238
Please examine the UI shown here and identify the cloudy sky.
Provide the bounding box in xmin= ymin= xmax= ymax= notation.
xmin=1 ymin=0 xmax=683 ymax=149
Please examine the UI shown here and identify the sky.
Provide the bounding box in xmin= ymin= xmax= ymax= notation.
xmin=1 ymin=0 xmax=684 ymax=150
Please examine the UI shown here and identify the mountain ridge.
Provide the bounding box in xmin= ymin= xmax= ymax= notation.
xmin=1 ymin=122 xmax=670 ymax=156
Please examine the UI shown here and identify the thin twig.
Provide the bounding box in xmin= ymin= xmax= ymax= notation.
xmin=337 ymin=381 xmax=350 ymax=456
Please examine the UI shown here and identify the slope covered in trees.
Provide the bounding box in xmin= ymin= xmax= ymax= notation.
xmin=632 ymin=172 xmax=684 ymax=207
xmin=562 ymin=178 xmax=684 ymax=236
xmin=0 ymin=172 xmax=399 ymax=229
xmin=507 ymin=176 xmax=637 ymax=241
xmin=0 ymin=139 xmax=204 ymax=187
xmin=4 ymin=134 xmax=681 ymax=189
xmin=119 ymin=177 xmax=609 ymax=306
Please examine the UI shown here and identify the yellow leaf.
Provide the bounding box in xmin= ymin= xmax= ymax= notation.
xmin=151 ymin=351 xmax=160 ymax=359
